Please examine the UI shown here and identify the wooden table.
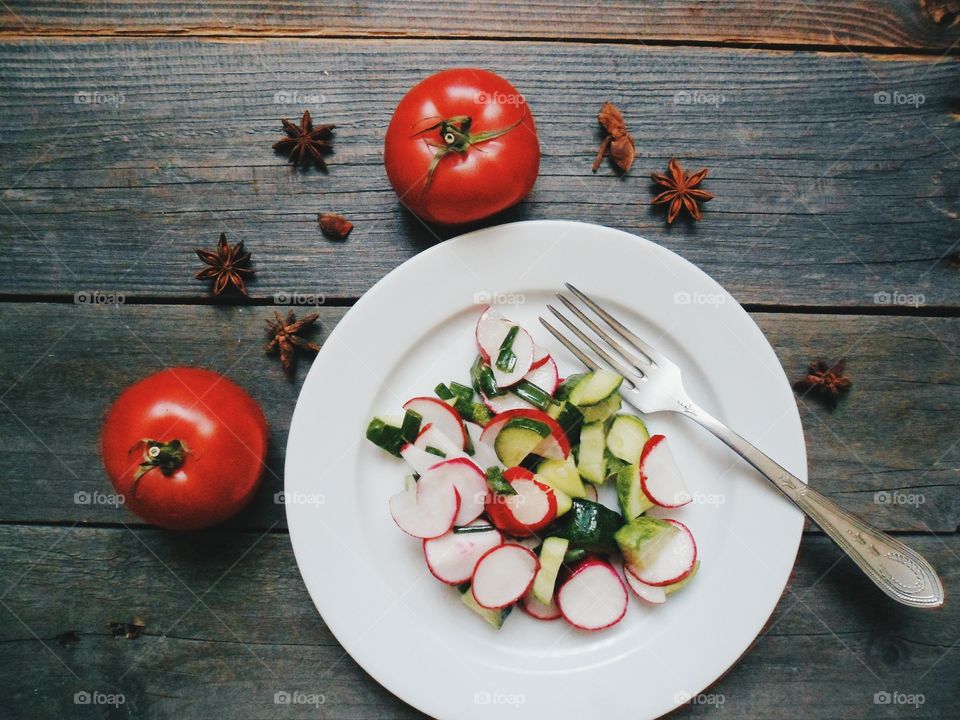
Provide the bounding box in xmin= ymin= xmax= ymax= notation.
xmin=1 ymin=2 xmax=958 ymax=717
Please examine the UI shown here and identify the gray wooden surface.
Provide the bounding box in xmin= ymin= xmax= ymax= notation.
xmin=0 ymin=1 xmax=957 ymax=718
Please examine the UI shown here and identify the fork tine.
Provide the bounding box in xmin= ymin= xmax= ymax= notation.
xmin=565 ymin=282 xmax=663 ymax=366
xmin=557 ymin=294 xmax=652 ymax=370
xmin=547 ymin=305 xmax=639 ymax=384
xmin=538 ymin=317 xmax=599 ymax=371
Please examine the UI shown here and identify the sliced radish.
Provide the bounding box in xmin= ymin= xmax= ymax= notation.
xmin=414 ymin=423 xmax=468 ymax=462
xmin=483 ymin=356 xmax=561 ymax=414
xmin=480 ymin=409 xmax=570 ymax=461
xmin=530 ymin=345 xmax=551 ymax=370
xmin=428 ymin=457 xmax=489 ymax=525
xmin=521 ymin=591 xmax=562 ymax=620
xmin=388 ymin=470 xmax=460 ymax=539
xmin=623 ymin=566 xmax=667 ymax=604
xmin=464 ymin=421 xmax=502 ymax=471
xmin=403 ymin=396 xmax=468 ymax=450
xmin=629 ymin=519 xmax=697 ymax=587
xmin=471 ymin=544 xmax=539 ymax=609
xmin=475 ymin=308 xmax=534 ymax=388
xmin=639 ymin=435 xmax=692 ymax=508
xmin=475 ymin=305 xmax=505 ymax=362
xmin=484 ymin=470 xmax=557 ymax=537
xmin=423 ymin=521 xmax=503 ymax=585
xmin=556 ymin=559 xmax=628 ymax=631
xmin=400 ymin=442 xmax=443 ymax=476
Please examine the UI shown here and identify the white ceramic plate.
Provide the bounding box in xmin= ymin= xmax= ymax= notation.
xmin=285 ymin=220 xmax=805 ymax=720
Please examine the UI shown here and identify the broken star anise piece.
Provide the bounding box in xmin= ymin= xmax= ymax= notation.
xmin=650 ymin=158 xmax=714 ymax=224
xmin=318 ymin=212 xmax=353 ymax=240
xmin=273 ymin=110 xmax=335 ymax=169
xmin=592 ymin=102 xmax=635 ymax=174
xmin=793 ymin=358 xmax=852 ymax=409
xmin=195 ymin=233 xmax=254 ymax=296
xmin=265 ymin=310 xmax=321 ymax=374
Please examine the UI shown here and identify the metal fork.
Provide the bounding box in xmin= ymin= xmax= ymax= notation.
xmin=541 ymin=283 xmax=944 ymax=609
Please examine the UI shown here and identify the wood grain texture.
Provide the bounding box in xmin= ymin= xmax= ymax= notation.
xmin=0 ymin=526 xmax=956 ymax=719
xmin=1 ymin=0 xmax=959 ymax=50
xmin=0 ymin=39 xmax=958 ymax=306
xmin=0 ymin=303 xmax=956 ymax=531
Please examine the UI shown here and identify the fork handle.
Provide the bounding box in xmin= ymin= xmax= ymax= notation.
xmin=682 ymin=402 xmax=944 ymax=608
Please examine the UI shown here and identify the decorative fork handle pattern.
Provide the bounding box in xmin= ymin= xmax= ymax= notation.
xmin=682 ymin=402 xmax=944 ymax=608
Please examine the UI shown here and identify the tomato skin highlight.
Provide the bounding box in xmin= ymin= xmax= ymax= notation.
xmin=384 ymin=68 xmax=540 ymax=225
xmin=100 ymin=368 xmax=269 ymax=530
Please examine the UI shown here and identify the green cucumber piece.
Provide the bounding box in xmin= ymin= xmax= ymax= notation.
xmin=511 ymin=379 xmax=555 ymax=411
xmin=536 ymin=457 xmax=587 ymax=498
xmin=494 ymin=417 xmax=550 ymax=466
xmin=616 ymin=464 xmax=654 ymax=520
xmin=577 ymin=421 xmax=607 ymax=484
xmin=615 ymin=517 xmax=678 ymax=568
xmin=569 ymin=369 xmax=623 ymax=407
xmin=400 ymin=409 xmax=423 ymax=444
xmin=532 ymin=537 xmax=569 ymax=605
xmin=665 ymin=560 xmax=700 ymax=595
xmin=485 ymin=467 xmax=517 ymax=496
xmin=606 ymin=414 xmax=650 ymax=464
xmin=563 ymin=547 xmax=588 ymax=564
xmin=580 ymin=392 xmax=622 ymax=423
xmin=460 ymin=586 xmax=511 ymax=629
xmin=548 ymin=498 xmax=624 ymax=552
xmin=604 ymin=450 xmax=629 ymax=484
xmin=365 ymin=417 xmax=405 ymax=457
xmin=549 ymin=400 xmax=584 ymax=445
xmin=555 ymin=373 xmax=587 ymax=402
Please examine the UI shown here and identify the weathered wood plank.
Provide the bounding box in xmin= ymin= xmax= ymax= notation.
xmin=0 ymin=526 xmax=956 ymax=719
xmin=0 ymin=39 xmax=957 ymax=306
xmin=0 ymin=303 xmax=956 ymax=531
xmin=1 ymin=0 xmax=959 ymax=51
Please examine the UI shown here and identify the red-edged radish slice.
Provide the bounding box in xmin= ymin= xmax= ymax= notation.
xmin=464 ymin=421 xmax=501 ymax=471
xmin=475 ymin=305 xmax=505 ymax=362
xmin=400 ymin=442 xmax=443 ymax=477
xmin=623 ymin=566 xmax=667 ymax=604
xmin=403 ymin=396 xmax=468 ymax=450
xmin=630 ymin=519 xmax=698 ymax=586
xmin=530 ymin=345 xmax=551 ymax=371
xmin=423 ymin=521 xmax=502 ymax=585
xmin=583 ymin=483 xmax=599 ymax=502
xmin=639 ymin=435 xmax=692 ymax=508
xmin=414 ymin=423 xmax=468 ymax=461
xmin=388 ymin=470 xmax=460 ymax=539
xmin=556 ymin=559 xmax=628 ymax=631
xmin=471 ymin=544 xmax=539 ymax=609
xmin=484 ymin=470 xmax=557 ymax=537
xmin=428 ymin=457 xmax=489 ymax=525
xmin=520 ymin=591 xmax=562 ymax=620
xmin=483 ymin=356 xmax=561 ymax=414
xmin=480 ymin=409 xmax=570 ymax=461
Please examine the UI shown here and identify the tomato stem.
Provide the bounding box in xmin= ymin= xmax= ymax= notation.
xmin=131 ymin=439 xmax=189 ymax=494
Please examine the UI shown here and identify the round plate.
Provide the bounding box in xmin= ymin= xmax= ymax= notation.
xmin=285 ymin=220 xmax=805 ymax=720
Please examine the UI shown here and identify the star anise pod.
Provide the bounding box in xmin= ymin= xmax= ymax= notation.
xmin=195 ymin=233 xmax=254 ymax=295
xmin=318 ymin=212 xmax=353 ymax=240
xmin=265 ymin=310 xmax=321 ymax=374
xmin=651 ymin=158 xmax=714 ymax=223
xmin=273 ymin=110 xmax=335 ymax=169
xmin=793 ymin=358 xmax=852 ymax=409
xmin=592 ymin=102 xmax=635 ymax=174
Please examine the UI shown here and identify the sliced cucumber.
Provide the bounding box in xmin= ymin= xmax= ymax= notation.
xmin=532 ymin=537 xmax=569 ymax=605
xmin=493 ymin=417 xmax=551 ymax=466
xmin=604 ymin=450 xmax=629 ymax=484
xmin=606 ymin=414 xmax=650 ymax=464
xmin=536 ymin=457 xmax=587 ymax=498
xmin=577 ymin=421 xmax=606 ymax=484
xmin=616 ymin=464 xmax=654 ymax=520
xmin=552 ymin=485 xmax=573 ymax=516
xmin=554 ymin=373 xmax=587 ymax=402
xmin=365 ymin=417 xmax=405 ymax=457
xmin=580 ymin=392 xmax=622 ymax=423
xmin=569 ymin=369 xmax=623 ymax=407
xmin=549 ymin=400 xmax=584 ymax=445
xmin=548 ymin=498 xmax=624 ymax=552
xmin=460 ymin=585 xmax=511 ymax=629
xmin=615 ymin=517 xmax=678 ymax=569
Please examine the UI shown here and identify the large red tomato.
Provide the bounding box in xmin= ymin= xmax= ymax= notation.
xmin=101 ymin=368 xmax=269 ymax=530
xmin=384 ymin=68 xmax=540 ymax=225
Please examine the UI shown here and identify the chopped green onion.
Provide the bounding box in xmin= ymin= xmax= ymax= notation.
xmin=511 ymin=379 xmax=556 ymax=411
xmin=400 ymin=409 xmax=423 ymax=443
xmin=365 ymin=418 xmax=404 ymax=457
xmin=485 ymin=466 xmax=517 ymax=495
xmin=454 ymin=523 xmax=497 ymax=534
xmin=424 ymin=446 xmax=446 ymax=458
xmin=471 ymin=355 xmax=503 ymax=397
xmin=495 ymin=326 xmax=519 ymax=373
xmin=434 ymin=383 xmax=455 ymax=400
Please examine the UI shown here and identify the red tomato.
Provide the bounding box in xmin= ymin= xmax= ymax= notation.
xmin=485 ymin=467 xmax=557 ymax=537
xmin=384 ymin=68 xmax=540 ymax=225
xmin=101 ymin=368 xmax=269 ymax=530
